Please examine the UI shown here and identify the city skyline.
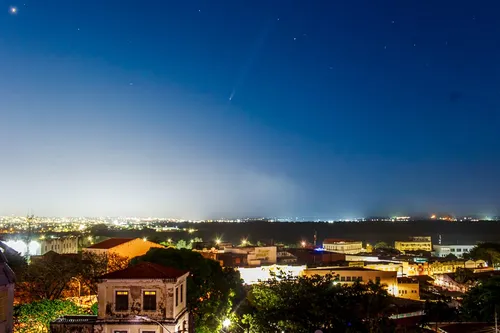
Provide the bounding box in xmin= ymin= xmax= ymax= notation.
xmin=2 ymin=1 xmax=499 ymax=218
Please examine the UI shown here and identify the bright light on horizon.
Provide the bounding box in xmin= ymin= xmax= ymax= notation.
xmin=4 ymin=240 xmax=40 ymax=256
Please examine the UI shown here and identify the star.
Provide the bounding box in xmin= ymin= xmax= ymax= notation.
xmin=277 ymin=18 xmax=280 ymax=21
xmin=129 ymin=82 xmax=134 ymax=86
xmin=391 ymin=20 xmax=395 ymax=24
xmin=293 ymin=37 xmax=297 ymax=41
xmin=413 ymin=43 xmax=416 ymax=47
xmin=198 ymin=9 xmax=201 ymax=12
xmin=9 ymin=6 xmax=18 ymax=14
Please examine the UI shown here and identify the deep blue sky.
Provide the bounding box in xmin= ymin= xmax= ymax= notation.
xmin=1 ymin=0 xmax=499 ymax=218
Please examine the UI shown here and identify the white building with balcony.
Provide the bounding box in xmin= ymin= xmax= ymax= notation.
xmin=51 ymin=262 xmax=190 ymax=333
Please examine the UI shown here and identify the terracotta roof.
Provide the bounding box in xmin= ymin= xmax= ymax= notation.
xmin=86 ymin=238 xmax=134 ymax=249
xmin=100 ymin=262 xmax=188 ymax=280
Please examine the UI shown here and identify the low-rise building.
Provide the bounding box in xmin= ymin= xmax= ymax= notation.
xmin=323 ymin=239 xmax=363 ymax=254
xmin=433 ymin=244 xmax=475 ymax=258
xmin=51 ymin=262 xmax=190 ymax=333
xmin=396 ymin=277 xmax=420 ymax=300
xmin=395 ymin=236 xmax=432 ymax=253
xmin=41 ymin=236 xmax=79 ymax=255
xmin=301 ymin=267 xmax=420 ymax=300
xmin=83 ymin=238 xmax=164 ymax=260
xmin=224 ymin=246 xmax=277 ymax=266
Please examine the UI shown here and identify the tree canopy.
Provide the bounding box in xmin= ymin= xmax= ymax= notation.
xmin=240 ymin=273 xmax=394 ymax=333
xmin=462 ymin=276 xmax=500 ymax=322
xmin=463 ymin=243 xmax=500 ymax=267
xmin=130 ymin=247 xmax=243 ymax=333
xmin=13 ymin=299 xmax=90 ymax=333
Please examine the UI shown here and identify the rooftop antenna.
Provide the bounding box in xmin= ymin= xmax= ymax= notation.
xmin=313 ymin=230 xmax=317 ymax=247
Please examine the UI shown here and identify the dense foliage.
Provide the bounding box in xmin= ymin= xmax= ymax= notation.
xmin=239 ymin=273 xmax=394 ymax=333
xmin=13 ymin=299 xmax=90 ymax=333
xmin=462 ymin=276 xmax=500 ymax=322
xmin=131 ymin=247 xmax=243 ymax=333
xmin=463 ymin=242 xmax=500 ymax=267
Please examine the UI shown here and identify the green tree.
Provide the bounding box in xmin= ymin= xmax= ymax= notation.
xmin=19 ymin=252 xmax=81 ymax=302
xmin=131 ymin=248 xmax=243 ymax=333
xmin=462 ymin=276 xmax=500 ymax=322
xmin=374 ymin=242 xmax=391 ymax=249
xmin=463 ymin=243 xmax=500 ymax=267
xmin=242 ymin=273 xmax=392 ymax=333
xmin=79 ymin=251 xmax=129 ymax=295
xmin=13 ymin=299 xmax=90 ymax=333
xmin=175 ymin=239 xmax=190 ymax=249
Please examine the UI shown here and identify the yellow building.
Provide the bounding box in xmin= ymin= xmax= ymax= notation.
xmin=302 ymin=267 xmax=419 ymax=300
xmin=323 ymin=239 xmax=363 ymax=254
xmin=395 ymin=236 xmax=432 ymax=253
xmin=396 ymin=277 xmax=420 ymax=300
xmin=83 ymin=238 xmax=164 ymax=261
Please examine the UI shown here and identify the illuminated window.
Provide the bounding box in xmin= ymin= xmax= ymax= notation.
xmin=115 ymin=291 xmax=129 ymax=311
xmin=143 ymin=291 xmax=157 ymax=311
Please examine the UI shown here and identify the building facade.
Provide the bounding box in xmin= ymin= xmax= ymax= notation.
xmin=395 ymin=236 xmax=432 ymax=253
xmin=433 ymin=245 xmax=475 ymax=258
xmin=51 ymin=262 xmax=190 ymax=333
xmin=301 ymin=267 xmax=419 ymax=300
xmin=323 ymin=239 xmax=363 ymax=254
xmin=41 ymin=237 xmax=79 ymax=255
xmin=224 ymin=246 xmax=277 ymax=266
xmin=0 ymin=250 xmax=15 ymax=333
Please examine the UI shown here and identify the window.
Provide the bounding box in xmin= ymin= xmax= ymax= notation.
xmin=180 ymin=284 xmax=183 ymax=303
xmin=175 ymin=287 xmax=179 ymax=307
xmin=114 ymin=331 xmax=128 ymax=333
xmin=340 ymin=276 xmax=345 ymax=281
xmin=376 ymin=277 xmax=381 ymax=283
xmin=346 ymin=276 xmax=351 ymax=281
xmin=115 ymin=291 xmax=129 ymax=311
xmin=357 ymin=276 xmax=363 ymax=281
xmin=143 ymin=290 xmax=157 ymax=311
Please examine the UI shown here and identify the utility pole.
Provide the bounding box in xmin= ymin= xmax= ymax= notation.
xmin=25 ymin=213 xmax=34 ymax=263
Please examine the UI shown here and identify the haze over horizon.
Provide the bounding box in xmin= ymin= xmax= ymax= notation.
xmin=1 ymin=1 xmax=499 ymax=219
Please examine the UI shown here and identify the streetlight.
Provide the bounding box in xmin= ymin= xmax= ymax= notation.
xmin=215 ymin=238 xmax=221 ymax=245
xmin=301 ymin=241 xmax=306 ymax=247
xmin=135 ymin=315 xmax=172 ymax=333
xmin=241 ymin=239 xmax=248 ymax=246
xmin=222 ymin=318 xmax=249 ymax=333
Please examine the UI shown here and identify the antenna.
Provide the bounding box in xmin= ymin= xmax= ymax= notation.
xmin=314 ymin=230 xmax=317 ymax=247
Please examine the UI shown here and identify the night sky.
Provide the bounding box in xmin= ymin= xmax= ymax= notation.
xmin=1 ymin=1 xmax=499 ymax=219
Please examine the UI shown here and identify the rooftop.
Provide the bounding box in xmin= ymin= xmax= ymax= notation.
xmin=305 ymin=266 xmax=379 ymax=272
xmin=86 ymin=238 xmax=134 ymax=249
xmin=100 ymin=262 xmax=188 ymax=280
xmin=323 ymin=239 xmax=359 ymax=244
